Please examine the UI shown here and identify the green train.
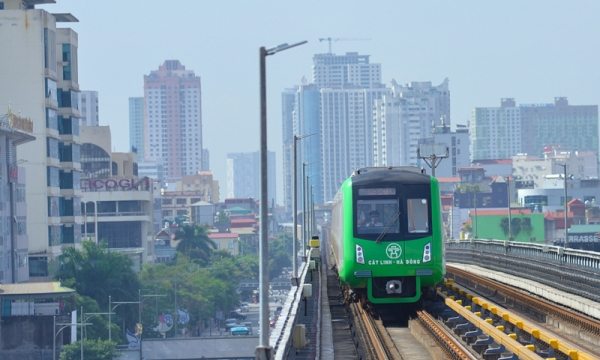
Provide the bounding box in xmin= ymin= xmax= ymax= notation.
xmin=330 ymin=167 xmax=445 ymax=304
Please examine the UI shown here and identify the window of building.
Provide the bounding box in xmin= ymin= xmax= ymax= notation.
xmin=81 ymin=144 xmax=110 ymax=179
xmin=98 ymin=221 xmax=142 ymax=248
xmin=29 ymin=257 xmax=49 ymax=277
xmin=176 ymin=198 xmax=186 ymax=205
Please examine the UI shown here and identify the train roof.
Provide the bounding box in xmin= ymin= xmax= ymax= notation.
xmin=351 ymin=167 xmax=431 ymax=186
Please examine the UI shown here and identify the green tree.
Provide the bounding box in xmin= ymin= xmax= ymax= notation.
xmin=59 ymin=339 xmax=117 ymax=360
xmin=56 ymin=240 xmax=140 ymax=340
xmin=234 ymin=254 xmax=259 ymax=280
xmin=268 ymin=233 xmax=293 ymax=279
xmin=138 ymin=255 xmax=239 ymax=338
xmin=175 ymin=224 xmax=217 ymax=265
xmin=217 ymin=211 xmax=230 ymax=223
xmin=65 ymin=294 xmax=119 ymax=340
xmin=57 ymin=241 xmax=140 ymax=308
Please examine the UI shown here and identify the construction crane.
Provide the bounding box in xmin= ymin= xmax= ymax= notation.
xmin=318 ymin=37 xmax=371 ymax=54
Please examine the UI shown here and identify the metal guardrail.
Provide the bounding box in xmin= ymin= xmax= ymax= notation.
xmin=446 ymin=239 xmax=600 ymax=302
xmin=271 ymin=260 xmax=310 ymax=359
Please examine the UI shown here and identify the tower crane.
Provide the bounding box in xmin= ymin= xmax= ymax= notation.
xmin=318 ymin=37 xmax=371 ymax=54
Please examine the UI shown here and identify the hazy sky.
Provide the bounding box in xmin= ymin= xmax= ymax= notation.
xmin=40 ymin=1 xmax=600 ymax=203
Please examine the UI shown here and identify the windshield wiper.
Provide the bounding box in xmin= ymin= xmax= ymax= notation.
xmin=375 ymin=211 xmax=400 ymax=243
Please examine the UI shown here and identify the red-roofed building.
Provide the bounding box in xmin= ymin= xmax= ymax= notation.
xmin=208 ymin=232 xmax=240 ymax=255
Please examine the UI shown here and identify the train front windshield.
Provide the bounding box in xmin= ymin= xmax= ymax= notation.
xmin=356 ymin=199 xmax=400 ymax=235
xmin=354 ymin=185 xmax=431 ymax=240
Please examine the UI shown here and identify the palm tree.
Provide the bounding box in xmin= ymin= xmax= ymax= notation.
xmin=174 ymin=224 xmax=217 ymax=264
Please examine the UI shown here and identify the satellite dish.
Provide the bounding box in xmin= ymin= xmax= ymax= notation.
xmin=236 ymin=288 xmax=242 ymax=295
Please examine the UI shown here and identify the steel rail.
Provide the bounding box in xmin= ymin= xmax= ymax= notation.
xmin=350 ymin=301 xmax=390 ymax=359
xmin=447 ymin=265 xmax=600 ymax=360
xmin=416 ymin=310 xmax=477 ymax=360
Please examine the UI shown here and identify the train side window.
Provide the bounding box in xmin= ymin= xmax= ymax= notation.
xmin=407 ymin=198 xmax=428 ymax=233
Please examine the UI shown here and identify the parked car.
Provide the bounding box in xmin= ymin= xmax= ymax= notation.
xmin=225 ymin=318 xmax=238 ymax=331
xmin=240 ymin=302 xmax=249 ymax=312
xmin=229 ymin=311 xmax=247 ymax=320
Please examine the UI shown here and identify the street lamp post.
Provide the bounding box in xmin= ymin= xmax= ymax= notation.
xmin=556 ymin=163 xmax=569 ymax=248
xmin=139 ymin=290 xmax=166 ymax=360
xmin=108 ymin=295 xmax=140 ymax=342
xmin=505 ymin=176 xmax=512 ymax=240
xmin=292 ymin=134 xmax=315 ymax=282
xmin=258 ymin=40 xmax=307 ymax=360
xmin=310 ymin=185 xmax=317 ymax=238
xmin=303 ymin=173 xmax=314 ymax=257
xmin=53 ymin=316 xmax=92 ymax=360
xmin=469 ymin=186 xmax=478 ymax=239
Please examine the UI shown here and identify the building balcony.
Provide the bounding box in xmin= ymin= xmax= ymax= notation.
xmin=60 ymin=215 xmax=83 ymax=225
xmin=57 ymin=107 xmax=80 ymax=120
xmin=59 ymin=161 xmax=82 ymax=172
xmin=46 ymin=128 xmax=60 ymax=139
xmin=45 ymin=98 xmax=58 ymax=110
xmin=46 ymin=157 xmax=60 ymax=167
xmin=47 ymin=186 xmax=61 ymax=197
xmin=47 ymin=216 xmax=61 ymax=226
xmin=59 ymin=188 xmax=82 ymax=198
xmin=94 ymin=212 xmax=151 ymax=222
xmin=58 ymin=79 xmax=80 ymax=93
xmin=59 ymin=134 xmax=81 ymax=145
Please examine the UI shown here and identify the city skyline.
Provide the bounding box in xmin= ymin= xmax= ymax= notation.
xmin=37 ymin=1 xmax=600 ymax=204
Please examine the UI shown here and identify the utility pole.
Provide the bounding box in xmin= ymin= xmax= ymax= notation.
xmin=556 ymin=163 xmax=569 ymax=248
xmin=505 ymin=176 xmax=512 ymax=240
xmin=417 ymin=144 xmax=449 ymax=178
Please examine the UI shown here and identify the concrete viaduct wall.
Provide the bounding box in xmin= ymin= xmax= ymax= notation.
xmin=141 ymin=336 xmax=258 ymax=359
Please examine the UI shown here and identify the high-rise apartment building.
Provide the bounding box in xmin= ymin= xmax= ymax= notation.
xmin=129 ymin=97 xmax=144 ymax=156
xmin=471 ymin=97 xmax=598 ymax=161
xmin=0 ymin=2 xmax=84 ymax=278
xmin=520 ymin=97 xmax=598 ymax=157
xmin=314 ymin=53 xmax=388 ymax=202
xmin=471 ymin=98 xmax=522 ymax=161
xmin=297 ymin=52 xmax=388 ymax=203
xmin=320 ymin=86 xmax=389 ymax=201
xmin=373 ymin=79 xmax=451 ymax=168
xmin=281 ymin=88 xmax=296 ymax=217
xmin=80 ymin=90 xmax=98 ymax=126
xmin=294 ymin=85 xmax=323 ymax=207
xmin=226 ymin=151 xmax=276 ymax=204
xmin=312 ymin=52 xmax=381 ymax=89
xmin=0 ymin=110 xmax=35 ymax=283
xmin=144 ymin=60 xmax=203 ymax=181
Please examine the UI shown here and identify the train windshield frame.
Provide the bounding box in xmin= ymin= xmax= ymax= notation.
xmin=353 ymin=184 xmax=432 ymax=241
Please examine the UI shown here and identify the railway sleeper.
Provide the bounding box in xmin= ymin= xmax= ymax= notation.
xmin=483 ymin=343 xmax=506 ymax=359
xmin=444 ymin=314 xmax=465 ymax=329
xmin=472 ymin=336 xmax=495 ymax=355
xmin=462 ymin=328 xmax=483 ymax=344
xmin=453 ymin=321 xmax=476 ymax=336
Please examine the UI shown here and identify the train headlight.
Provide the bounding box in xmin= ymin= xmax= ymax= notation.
xmin=356 ymin=244 xmax=365 ymax=264
xmin=422 ymin=242 xmax=431 ymax=263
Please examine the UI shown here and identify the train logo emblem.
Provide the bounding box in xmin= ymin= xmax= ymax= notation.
xmin=385 ymin=243 xmax=402 ymax=259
